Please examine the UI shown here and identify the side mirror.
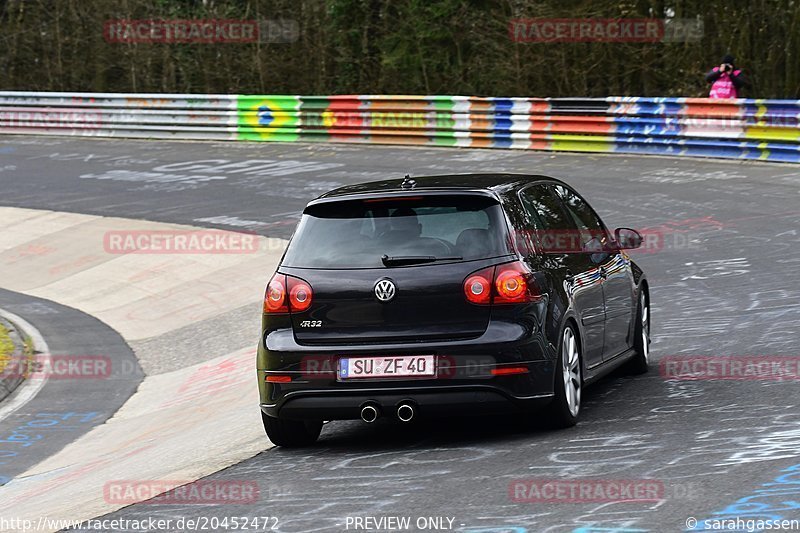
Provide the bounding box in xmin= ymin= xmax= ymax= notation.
xmin=615 ymin=227 xmax=643 ymax=250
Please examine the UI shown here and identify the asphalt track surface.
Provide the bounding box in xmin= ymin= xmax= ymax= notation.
xmin=2 ymin=135 xmax=800 ymax=532
xmin=0 ymin=289 xmax=143 ymax=485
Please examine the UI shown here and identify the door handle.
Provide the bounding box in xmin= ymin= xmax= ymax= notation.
xmin=598 ymin=267 xmax=607 ymax=279
xmin=565 ymin=269 xmax=574 ymax=282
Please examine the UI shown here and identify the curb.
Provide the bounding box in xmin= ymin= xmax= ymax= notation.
xmin=0 ymin=315 xmax=30 ymax=404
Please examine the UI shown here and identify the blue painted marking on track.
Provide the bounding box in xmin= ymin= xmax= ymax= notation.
xmin=0 ymin=412 xmax=100 ymax=480
xmin=691 ymin=462 xmax=800 ymax=531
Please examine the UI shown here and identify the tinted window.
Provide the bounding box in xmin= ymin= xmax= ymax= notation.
xmin=283 ymin=195 xmax=511 ymax=268
xmin=553 ymin=184 xmax=612 ymax=249
xmin=519 ymin=184 xmax=576 ymax=230
xmin=553 ymin=185 xmax=607 ymax=234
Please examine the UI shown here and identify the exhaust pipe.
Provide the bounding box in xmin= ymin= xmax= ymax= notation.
xmin=360 ymin=404 xmax=379 ymax=423
xmin=396 ymin=402 xmax=415 ymax=422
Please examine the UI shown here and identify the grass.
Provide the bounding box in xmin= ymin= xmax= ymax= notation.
xmin=0 ymin=323 xmax=13 ymax=374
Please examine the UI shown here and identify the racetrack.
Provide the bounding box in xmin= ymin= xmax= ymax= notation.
xmin=1 ymin=135 xmax=800 ymax=532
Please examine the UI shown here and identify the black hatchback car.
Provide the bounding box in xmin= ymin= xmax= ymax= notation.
xmin=257 ymin=174 xmax=650 ymax=446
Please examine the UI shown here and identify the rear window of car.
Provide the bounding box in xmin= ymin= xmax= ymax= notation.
xmin=282 ymin=195 xmax=512 ymax=268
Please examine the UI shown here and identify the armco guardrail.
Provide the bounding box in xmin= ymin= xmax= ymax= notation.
xmin=1 ymin=91 xmax=799 ymax=162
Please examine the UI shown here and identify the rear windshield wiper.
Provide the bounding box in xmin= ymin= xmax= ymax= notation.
xmin=381 ymin=254 xmax=463 ymax=267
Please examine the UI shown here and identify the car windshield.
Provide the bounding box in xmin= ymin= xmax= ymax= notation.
xmin=282 ymin=195 xmax=512 ymax=268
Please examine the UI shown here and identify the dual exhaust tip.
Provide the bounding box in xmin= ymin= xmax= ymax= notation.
xmin=360 ymin=402 xmax=415 ymax=423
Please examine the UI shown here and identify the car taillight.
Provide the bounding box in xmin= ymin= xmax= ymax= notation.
xmin=494 ymin=263 xmax=530 ymax=304
xmin=288 ymin=277 xmax=313 ymax=312
xmin=264 ymin=273 xmax=314 ymax=314
xmin=463 ymin=261 xmax=540 ymax=305
xmin=464 ymin=267 xmax=493 ymax=305
xmin=264 ymin=274 xmax=288 ymax=313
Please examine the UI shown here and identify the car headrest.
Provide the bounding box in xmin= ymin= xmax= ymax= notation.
xmin=389 ymin=208 xmax=421 ymax=237
xmin=456 ymin=228 xmax=491 ymax=258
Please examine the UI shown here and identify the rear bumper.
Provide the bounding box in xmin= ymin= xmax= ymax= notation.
xmin=259 ymin=355 xmax=557 ymax=420
xmin=260 ymin=385 xmax=554 ymax=420
xmin=257 ymin=314 xmax=556 ymax=421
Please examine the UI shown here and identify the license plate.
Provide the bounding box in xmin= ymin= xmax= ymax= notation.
xmin=338 ymin=355 xmax=435 ymax=380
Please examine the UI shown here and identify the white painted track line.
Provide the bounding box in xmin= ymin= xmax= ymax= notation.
xmin=0 ymin=308 xmax=49 ymax=424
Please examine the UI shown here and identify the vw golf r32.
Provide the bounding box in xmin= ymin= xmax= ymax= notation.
xmin=257 ymin=174 xmax=650 ymax=447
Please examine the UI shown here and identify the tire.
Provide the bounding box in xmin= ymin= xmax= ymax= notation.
xmin=626 ymin=289 xmax=650 ymax=375
xmin=546 ymin=322 xmax=582 ymax=428
xmin=261 ymin=411 xmax=322 ymax=447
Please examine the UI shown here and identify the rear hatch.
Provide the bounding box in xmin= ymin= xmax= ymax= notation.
xmin=280 ymin=193 xmax=514 ymax=344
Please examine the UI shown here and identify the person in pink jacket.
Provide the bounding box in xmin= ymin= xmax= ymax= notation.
xmin=705 ymin=54 xmax=746 ymax=98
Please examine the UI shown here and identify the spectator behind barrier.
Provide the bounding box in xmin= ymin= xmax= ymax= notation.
xmin=705 ymin=54 xmax=746 ymax=98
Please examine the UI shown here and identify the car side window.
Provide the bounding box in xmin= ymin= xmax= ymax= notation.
xmin=518 ymin=184 xmax=581 ymax=254
xmin=552 ymin=184 xmax=612 ymax=249
xmin=519 ymin=184 xmax=577 ymax=231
